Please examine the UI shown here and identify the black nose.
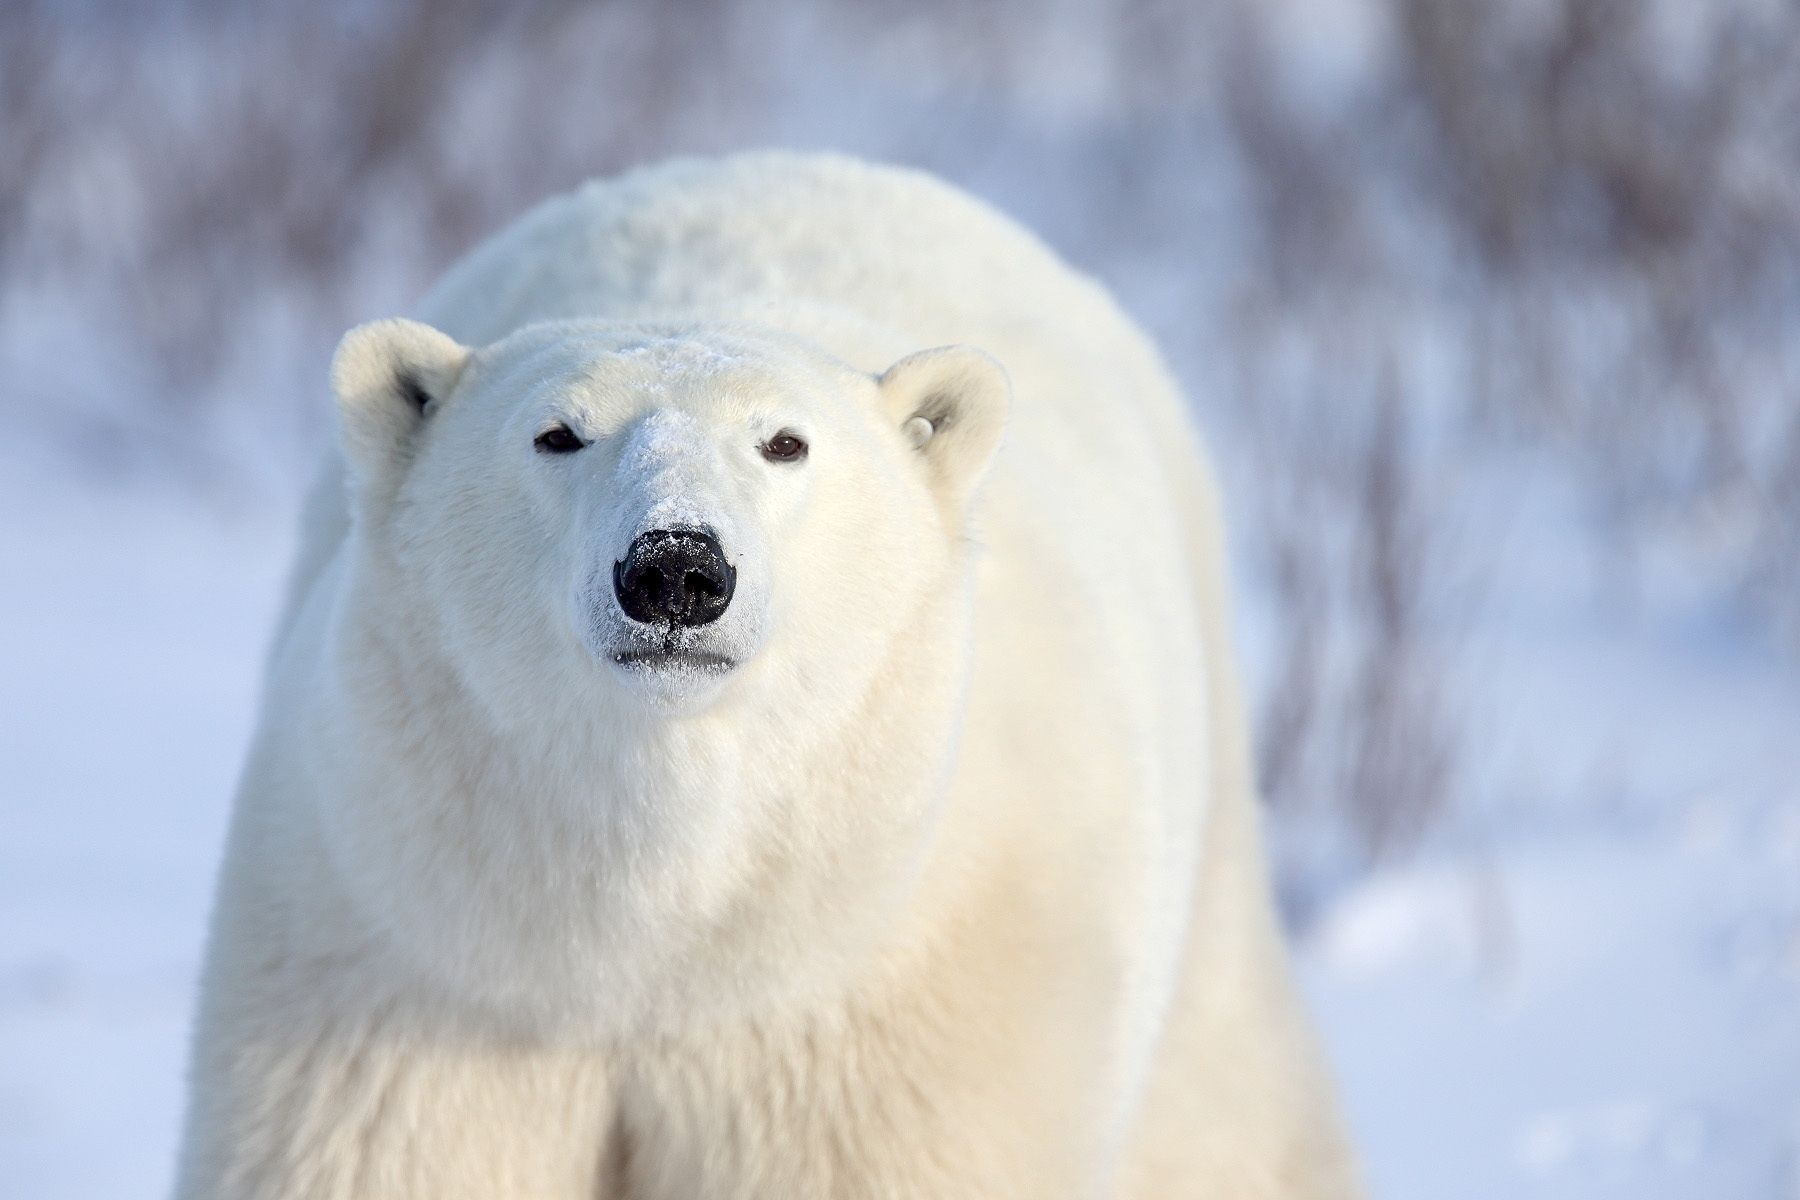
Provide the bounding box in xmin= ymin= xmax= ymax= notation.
xmin=612 ymin=528 xmax=736 ymax=627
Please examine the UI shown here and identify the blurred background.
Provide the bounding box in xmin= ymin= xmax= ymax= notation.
xmin=3 ymin=0 xmax=1798 ymax=1195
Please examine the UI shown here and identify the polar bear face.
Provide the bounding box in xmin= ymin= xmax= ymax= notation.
xmin=321 ymin=318 xmax=1010 ymax=1025
xmin=331 ymin=319 xmax=1008 ymax=726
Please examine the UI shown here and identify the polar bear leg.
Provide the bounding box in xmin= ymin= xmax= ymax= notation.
xmin=175 ymin=963 xmax=613 ymax=1200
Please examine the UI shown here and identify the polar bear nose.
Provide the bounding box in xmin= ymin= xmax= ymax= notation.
xmin=612 ymin=528 xmax=737 ymax=627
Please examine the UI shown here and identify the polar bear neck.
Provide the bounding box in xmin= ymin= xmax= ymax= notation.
xmin=289 ymin=534 xmax=977 ymax=1032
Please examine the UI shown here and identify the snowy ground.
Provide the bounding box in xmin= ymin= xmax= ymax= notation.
xmin=2 ymin=440 xmax=1796 ymax=1198
xmin=0 ymin=449 xmax=294 ymax=1198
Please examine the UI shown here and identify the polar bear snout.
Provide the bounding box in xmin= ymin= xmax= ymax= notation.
xmin=612 ymin=527 xmax=737 ymax=628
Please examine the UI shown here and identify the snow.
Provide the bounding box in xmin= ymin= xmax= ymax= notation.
xmin=1 ymin=424 xmax=1796 ymax=1198
xmin=1309 ymin=820 xmax=1800 ymax=1198
xmin=0 ymin=449 xmax=294 ymax=1198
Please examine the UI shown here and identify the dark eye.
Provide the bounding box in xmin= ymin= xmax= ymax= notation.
xmin=534 ymin=424 xmax=585 ymax=454
xmin=760 ymin=431 xmax=808 ymax=463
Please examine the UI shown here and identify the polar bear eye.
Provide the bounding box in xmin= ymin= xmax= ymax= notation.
xmin=534 ymin=424 xmax=586 ymax=454
xmin=760 ymin=431 xmax=808 ymax=463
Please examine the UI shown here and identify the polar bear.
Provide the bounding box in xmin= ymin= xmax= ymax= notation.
xmin=175 ymin=153 xmax=1358 ymax=1199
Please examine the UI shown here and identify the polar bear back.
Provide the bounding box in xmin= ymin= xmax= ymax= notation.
xmin=417 ymin=153 xmax=1200 ymax=485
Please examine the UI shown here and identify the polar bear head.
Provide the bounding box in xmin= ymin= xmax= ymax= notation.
xmin=331 ymin=317 xmax=1007 ymax=723
xmin=322 ymin=317 xmax=1009 ymax=1026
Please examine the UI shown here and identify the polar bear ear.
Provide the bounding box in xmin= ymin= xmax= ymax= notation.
xmin=877 ymin=346 xmax=1011 ymax=516
xmin=329 ymin=318 xmax=471 ymax=491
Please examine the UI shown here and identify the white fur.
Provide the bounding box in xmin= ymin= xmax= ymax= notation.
xmin=176 ymin=153 xmax=1360 ymax=1199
